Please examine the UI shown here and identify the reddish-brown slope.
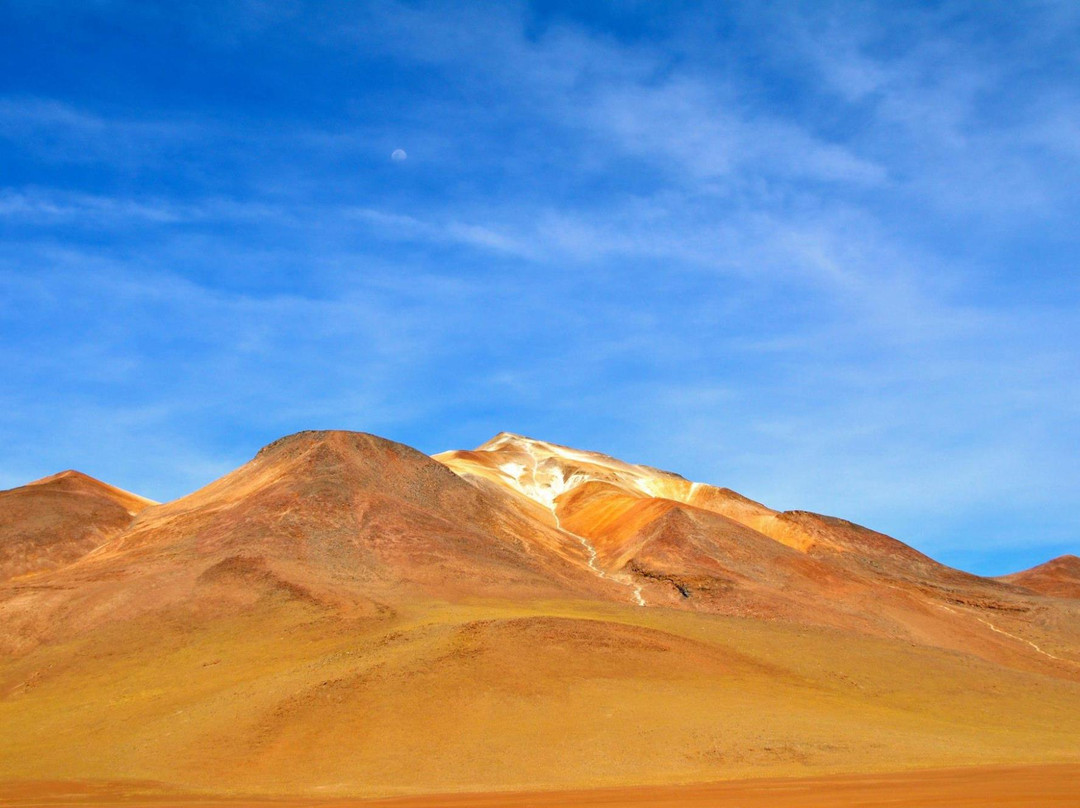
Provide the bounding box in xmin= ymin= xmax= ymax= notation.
xmin=0 ymin=431 xmax=632 ymax=655
xmin=0 ymin=470 xmax=154 ymax=582
xmin=552 ymin=481 xmax=868 ymax=626
xmin=665 ymin=481 xmax=987 ymax=590
xmin=144 ymin=431 xmax=622 ymax=596
xmin=998 ymin=555 xmax=1080 ymax=599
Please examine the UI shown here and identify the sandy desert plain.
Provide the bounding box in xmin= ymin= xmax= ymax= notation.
xmin=1 ymin=430 xmax=1078 ymax=807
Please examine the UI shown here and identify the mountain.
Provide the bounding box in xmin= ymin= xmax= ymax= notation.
xmin=998 ymin=555 xmax=1080 ymax=599
xmin=0 ymin=470 xmax=154 ymax=582
xmin=0 ymin=430 xmax=1078 ymax=799
xmin=0 ymin=431 xmax=621 ymax=654
xmin=435 ymin=433 xmax=1075 ymax=660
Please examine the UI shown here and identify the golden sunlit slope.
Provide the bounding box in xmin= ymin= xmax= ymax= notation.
xmin=0 ymin=470 xmax=154 ymax=582
xmin=0 ymin=429 xmax=1078 ymax=799
xmin=998 ymin=555 xmax=1080 ymax=599
xmin=1 ymin=598 xmax=1079 ymax=797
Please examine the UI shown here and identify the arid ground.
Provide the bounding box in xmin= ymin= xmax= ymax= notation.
xmin=3 ymin=765 xmax=1080 ymax=807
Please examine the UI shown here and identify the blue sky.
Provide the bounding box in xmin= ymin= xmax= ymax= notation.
xmin=1 ymin=1 xmax=1077 ymax=575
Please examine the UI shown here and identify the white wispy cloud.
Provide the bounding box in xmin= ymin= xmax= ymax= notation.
xmin=586 ymin=77 xmax=887 ymax=186
xmin=344 ymin=207 xmax=534 ymax=257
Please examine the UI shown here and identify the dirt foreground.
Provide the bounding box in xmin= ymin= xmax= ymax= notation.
xmin=3 ymin=764 xmax=1080 ymax=808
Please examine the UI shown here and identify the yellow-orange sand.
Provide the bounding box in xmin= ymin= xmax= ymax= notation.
xmin=2 ymin=764 xmax=1079 ymax=807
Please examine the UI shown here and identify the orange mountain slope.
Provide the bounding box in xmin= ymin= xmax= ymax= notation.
xmin=0 ymin=430 xmax=1077 ymax=799
xmin=0 ymin=470 xmax=154 ymax=582
xmin=997 ymin=554 xmax=1080 ymax=599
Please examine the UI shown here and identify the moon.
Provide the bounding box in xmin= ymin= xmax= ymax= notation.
xmin=391 ymin=149 xmax=407 ymax=161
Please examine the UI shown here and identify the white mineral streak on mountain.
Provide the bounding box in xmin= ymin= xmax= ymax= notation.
xmin=436 ymin=433 xmax=651 ymax=605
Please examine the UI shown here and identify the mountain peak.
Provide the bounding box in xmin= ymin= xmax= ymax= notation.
xmin=254 ymin=429 xmax=402 ymax=459
xmin=91 ymin=427 xmax=623 ymax=608
xmin=476 ymin=431 xmax=554 ymax=452
xmin=0 ymin=469 xmax=154 ymax=582
xmin=27 ymin=468 xmax=94 ymax=486
xmin=998 ymin=554 xmax=1080 ymax=599
xmin=20 ymin=468 xmax=155 ymax=511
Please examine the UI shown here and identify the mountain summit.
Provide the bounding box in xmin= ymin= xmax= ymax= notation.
xmin=0 ymin=469 xmax=154 ymax=582
xmin=998 ymin=554 xmax=1080 ymax=599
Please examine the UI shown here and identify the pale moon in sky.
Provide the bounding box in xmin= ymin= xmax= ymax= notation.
xmin=391 ymin=149 xmax=407 ymax=161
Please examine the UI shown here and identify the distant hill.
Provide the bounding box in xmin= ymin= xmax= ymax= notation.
xmin=998 ymin=554 xmax=1080 ymax=599
xmin=0 ymin=469 xmax=154 ymax=582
